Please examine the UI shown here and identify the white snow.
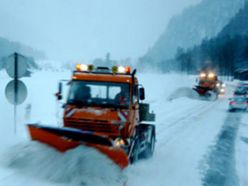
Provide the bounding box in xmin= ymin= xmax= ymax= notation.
xmin=125 ymin=96 xmax=228 ymax=186
xmin=1 ymin=142 xmax=124 ymax=186
xmin=235 ymin=113 xmax=248 ymax=186
xmin=0 ymin=69 xmax=247 ymax=186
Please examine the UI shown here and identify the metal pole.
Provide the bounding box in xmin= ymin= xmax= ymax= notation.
xmin=14 ymin=52 xmax=18 ymax=135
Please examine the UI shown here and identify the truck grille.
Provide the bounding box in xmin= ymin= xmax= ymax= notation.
xmin=65 ymin=119 xmax=120 ymax=134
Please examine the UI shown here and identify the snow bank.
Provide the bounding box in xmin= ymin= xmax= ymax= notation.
xmin=167 ymin=87 xmax=200 ymax=100
xmin=235 ymin=114 xmax=248 ymax=186
xmin=1 ymin=142 xmax=125 ymax=186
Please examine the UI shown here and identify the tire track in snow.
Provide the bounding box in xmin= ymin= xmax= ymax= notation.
xmin=0 ymin=172 xmax=17 ymax=182
xmin=201 ymin=112 xmax=241 ymax=186
xmin=157 ymin=100 xmax=218 ymax=144
xmin=235 ymin=114 xmax=248 ymax=186
xmin=126 ymin=99 xmax=227 ymax=186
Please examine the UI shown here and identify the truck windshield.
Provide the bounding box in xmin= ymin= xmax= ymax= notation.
xmin=67 ymin=81 xmax=130 ymax=108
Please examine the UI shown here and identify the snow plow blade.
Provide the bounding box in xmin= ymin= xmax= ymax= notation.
xmin=193 ymin=86 xmax=218 ymax=101
xmin=27 ymin=124 xmax=129 ymax=169
xmin=193 ymin=86 xmax=209 ymax=95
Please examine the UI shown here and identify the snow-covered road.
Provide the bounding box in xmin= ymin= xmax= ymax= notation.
xmin=0 ymin=70 xmax=247 ymax=186
xmin=235 ymin=113 xmax=248 ymax=186
xmin=126 ymin=98 xmax=228 ymax=186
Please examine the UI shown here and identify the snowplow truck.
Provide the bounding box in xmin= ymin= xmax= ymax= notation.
xmin=193 ymin=71 xmax=220 ymax=99
xmin=27 ymin=65 xmax=156 ymax=169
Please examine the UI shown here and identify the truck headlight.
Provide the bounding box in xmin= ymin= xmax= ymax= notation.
xmin=200 ymin=73 xmax=206 ymax=78
xmin=208 ymin=73 xmax=215 ymax=79
xmin=114 ymin=138 xmax=125 ymax=147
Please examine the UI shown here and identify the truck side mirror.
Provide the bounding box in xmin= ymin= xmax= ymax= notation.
xmin=55 ymin=82 xmax=63 ymax=100
xmin=139 ymin=87 xmax=145 ymax=101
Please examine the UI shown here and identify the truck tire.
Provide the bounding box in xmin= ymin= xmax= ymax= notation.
xmin=142 ymin=129 xmax=155 ymax=159
xmin=130 ymin=139 xmax=140 ymax=164
xmin=228 ymin=108 xmax=235 ymax=112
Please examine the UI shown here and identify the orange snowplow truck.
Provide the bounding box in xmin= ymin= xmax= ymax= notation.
xmin=27 ymin=65 xmax=156 ymax=169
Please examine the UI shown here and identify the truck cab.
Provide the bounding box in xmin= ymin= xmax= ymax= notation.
xmin=57 ymin=65 xmax=156 ymax=163
xmin=63 ymin=65 xmax=141 ymax=141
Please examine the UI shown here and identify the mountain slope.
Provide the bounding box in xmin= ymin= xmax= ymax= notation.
xmin=0 ymin=37 xmax=46 ymax=70
xmin=174 ymin=1 xmax=248 ymax=76
xmin=220 ymin=1 xmax=248 ymax=37
xmin=141 ymin=0 xmax=246 ymax=66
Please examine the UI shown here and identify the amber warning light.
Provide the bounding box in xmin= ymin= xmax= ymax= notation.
xmin=112 ymin=66 xmax=131 ymax=74
xmin=76 ymin=64 xmax=131 ymax=74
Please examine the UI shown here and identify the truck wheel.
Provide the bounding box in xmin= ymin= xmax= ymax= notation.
xmin=130 ymin=139 xmax=140 ymax=164
xmin=143 ymin=131 xmax=155 ymax=159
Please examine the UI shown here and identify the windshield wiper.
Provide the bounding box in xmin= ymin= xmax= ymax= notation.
xmin=99 ymin=103 xmax=119 ymax=108
xmin=67 ymin=99 xmax=129 ymax=109
xmin=100 ymin=102 xmax=129 ymax=109
xmin=67 ymin=99 xmax=91 ymax=107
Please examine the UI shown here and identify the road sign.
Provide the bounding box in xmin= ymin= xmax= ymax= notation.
xmin=5 ymin=53 xmax=28 ymax=78
xmin=3 ymin=52 xmax=30 ymax=134
xmin=5 ymin=80 xmax=28 ymax=105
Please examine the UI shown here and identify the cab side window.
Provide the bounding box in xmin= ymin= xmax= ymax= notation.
xmin=133 ymin=85 xmax=138 ymax=104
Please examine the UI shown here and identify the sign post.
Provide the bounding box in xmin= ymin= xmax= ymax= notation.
xmin=14 ymin=53 xmax=18 ymax=134
xmin=5 ymin=52 xmax=28 ymax=134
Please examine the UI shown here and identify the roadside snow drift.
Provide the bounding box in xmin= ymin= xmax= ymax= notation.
xmin=167 ymin=87 xmax=200 ymax=100
xmin=1 ymin=142 xmax=125 ymax=186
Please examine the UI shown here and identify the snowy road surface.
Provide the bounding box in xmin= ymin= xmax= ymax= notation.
xmin=0 ymin=70 xmax=247 ymax=186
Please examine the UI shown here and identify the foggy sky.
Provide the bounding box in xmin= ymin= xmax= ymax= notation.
xmin=0 ymin=0 xmax=200 ymax=61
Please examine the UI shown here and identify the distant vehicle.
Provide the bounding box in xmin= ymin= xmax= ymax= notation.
xmin=228 ymin=96 xmax=248 ymax=112
xmin=237 ymin=82 xmax=248 ymax=92
xmin=216 ymin=81 xmax=226 ymax=95
xmin=193 ymin=70 xmax=223 ymax=100
xmin=234 ymin=87 xmax=247 ymax=96
xmin=238 ymin=82 xmax=248 ymax=87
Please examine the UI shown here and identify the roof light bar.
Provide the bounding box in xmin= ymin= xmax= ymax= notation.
xmin=112 ymin=66 xmax=131 ymax=74
xmin=75 ymin=64 xmax=131 ymax=74
xmin=75 ymin=64 xmax=94 ymax=72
